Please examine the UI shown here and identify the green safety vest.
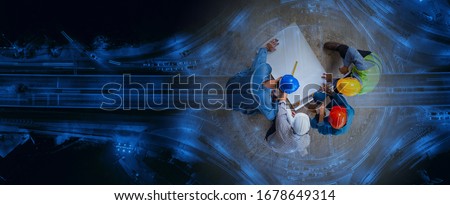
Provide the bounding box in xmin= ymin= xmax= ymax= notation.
xmin=351 ymin=53 xmax=382 ymax=94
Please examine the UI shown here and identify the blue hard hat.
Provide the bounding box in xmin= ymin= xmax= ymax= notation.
xmin=279 ymin=74 xmax=300 ymax=94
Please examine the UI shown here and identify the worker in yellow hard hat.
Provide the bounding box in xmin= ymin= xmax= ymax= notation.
xmin=324 ymin=42 xmax=382 ymax=96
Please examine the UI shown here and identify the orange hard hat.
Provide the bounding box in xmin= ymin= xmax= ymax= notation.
xmin=329 ymin=106 xmax=347 ymax=129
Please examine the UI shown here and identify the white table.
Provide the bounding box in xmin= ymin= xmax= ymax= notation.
xmin=264 ymin=23 xmax=325 ymax=110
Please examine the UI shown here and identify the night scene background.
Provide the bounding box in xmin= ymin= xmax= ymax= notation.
xmin=0 ymin=0 xmax=449 ymax=184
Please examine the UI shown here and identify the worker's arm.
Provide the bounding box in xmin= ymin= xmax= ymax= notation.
xmin=279 ymin=92 xmax=296 ymax=126
xmin=277 ymin=93 xmax=294 ymax=127
xmin=251 ymin=48 xmax=268 ymax=69
xmin=278 ymin=91 xmax=287 ymax=101
xmin=263 ymin=77 xmax=281 ymax=89
xmin=317 ymin=103 xmax=325 ymax=123
xmin=251 ymin=39 xmax=279 ymax=70
xmin=309 ymin=92 xmax=325 ymax=127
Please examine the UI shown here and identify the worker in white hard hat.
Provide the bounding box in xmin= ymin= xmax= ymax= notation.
xmin=265 ymin=91 xmax=311 ymax=156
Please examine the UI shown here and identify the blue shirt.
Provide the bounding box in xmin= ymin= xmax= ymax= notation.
xmin=250 ymin=48 xmax=277 ymax=120
xmin=310 ymin=92 xmax=354 ymax=135
xmin=225 ymin=48 xmax=277 ymax=120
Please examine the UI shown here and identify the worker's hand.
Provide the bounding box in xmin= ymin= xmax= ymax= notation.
xmin=322 ymin=73 xmax=333 ymax=82
xmin=339 ymin=66 xmax=349 ymax=74
xmin=266 ymin=39 xmax=279 ymax=52
xmin=323 ymin=83 xmax=334 ymax=95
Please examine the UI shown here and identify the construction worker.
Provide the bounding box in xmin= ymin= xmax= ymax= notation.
xmin=324 ymin=42 xmax=382 ymax=96
xmin=226 ymin=39 xmax=299 ymax=120
xmin=309 ymin=88 xmax=354 ymax=135
xmin=265 ymin=91 xmax=310 ymax=156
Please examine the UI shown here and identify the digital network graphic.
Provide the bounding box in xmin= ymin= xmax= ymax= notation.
xmin=0 ymin=0 xmax=449 ymax=184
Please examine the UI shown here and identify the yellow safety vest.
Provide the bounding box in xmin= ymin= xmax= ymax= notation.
xmin=351 ymin=53 xmax=382 ymax=94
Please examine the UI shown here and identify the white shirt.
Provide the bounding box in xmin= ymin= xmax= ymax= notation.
xmin=266 ymin=101 xmax=310 ymax=156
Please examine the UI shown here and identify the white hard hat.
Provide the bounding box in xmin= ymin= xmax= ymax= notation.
xmin=292 ymin=113 xmax=310 ymax=136
xmin=293 ymin=113 xmax=311 ymax=156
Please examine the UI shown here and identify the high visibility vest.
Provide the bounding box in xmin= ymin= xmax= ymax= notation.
xmin=351 ymin=53 xmax=382 ymax=94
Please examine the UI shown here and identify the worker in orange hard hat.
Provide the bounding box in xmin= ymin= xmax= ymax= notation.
xmin=308 ymin=86 xmax=354 ymax=135
xmin=328 ymin=106 xmax=347 ymax=129
xmin=324 ymin=42 xmax=382 ymax=96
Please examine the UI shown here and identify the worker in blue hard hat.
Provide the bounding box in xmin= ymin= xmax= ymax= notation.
xmin=264 ymin=74 xmax=299 ymax=104
xmin=278 ymin=74 xmax=300 ymax=94
xmin=227 ymin=39 xmax=301 ymax=120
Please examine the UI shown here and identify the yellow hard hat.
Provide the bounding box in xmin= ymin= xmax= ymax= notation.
xmin=336 ymin=77 xmax=362 ymax=96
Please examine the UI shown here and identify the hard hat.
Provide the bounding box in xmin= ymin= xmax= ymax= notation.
xmin=292 ymin=113 xmax=310 ymax=136
xmin=328 ymin=106 xmax=347 ymax=129
xmin=279 ymin=74 xmax=300 ymax=94
xmin=336 ymin=77 xmax=362 ymax=96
